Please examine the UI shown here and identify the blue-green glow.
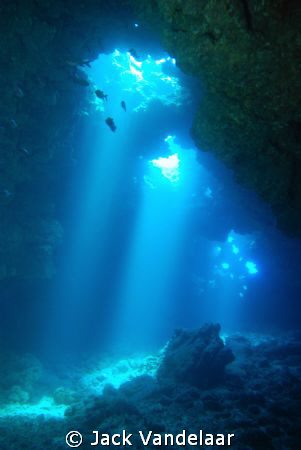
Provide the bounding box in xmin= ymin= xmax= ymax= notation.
xmin=246 ymin=261 xmax=258 ymax=274
xmin=109 ymin=51 xmax=187 ymax=112
xmin=232 ymin=244 xmax=239 ymax=254
xmin=205 ymin=187 xmax=213 ymax=198
xmin=151 ymin=154 xmax=180 ymax=182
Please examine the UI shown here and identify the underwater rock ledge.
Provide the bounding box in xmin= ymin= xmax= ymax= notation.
xmin=1 ymin=0 xmax=301 ymax=281
xmin=132 ymin=0 xmax=301 ymax=238
xmin=1 ymin=329 xmax=301 ymax=448
xmin=0 ymin=0 xmax=132 ymax=279
xmin=157 ymin=323 xmax=235 ymax=388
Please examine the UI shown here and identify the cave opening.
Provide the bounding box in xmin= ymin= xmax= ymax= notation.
xmin=1 ymin=2 xmax=301 ymax=439
xmin=43 ymin=46 xmax=269 ymax=359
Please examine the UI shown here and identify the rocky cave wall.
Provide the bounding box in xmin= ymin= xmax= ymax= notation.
xmin=133 ymin=0 xmax=301 ymax=237
xmin=0 ymin=0 xmax=133 ymax=280
xmin=1 ymin=0 xmax=301 ymax=282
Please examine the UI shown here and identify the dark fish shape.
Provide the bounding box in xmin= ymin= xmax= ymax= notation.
xmin=66 ymin=59 xmax=92 ymax=68
xmin=19 ymin=146 xmax=30 ymax=156
xmin=9 ymin=119 xmax=17 ymax=128
xmin=1 ymin=189 xmax=12 ymax=198
xmin=79 ymin=60 xmax=92 ymax=68
xmin=95 ymin=90 xmax=108 ymax=101
xmin=129 ymin=48 xmax=140 ymax=59
xmin=15 ymin=87 xmax=24 ymax=98
xmin=105 ymin=117 xmax=117 ymax=132
xmin=121 ymin=101 xmax=126 ymax=112
xmin=72 ymin=75 xmax=90 ymax=87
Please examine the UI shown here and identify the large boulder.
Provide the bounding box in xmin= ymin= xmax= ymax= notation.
xmin=157 ymin=324 xmax=234 ymax=387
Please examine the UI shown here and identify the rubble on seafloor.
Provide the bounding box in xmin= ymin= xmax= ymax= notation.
xmin=0 ymin=325 xmax=301 ymax=449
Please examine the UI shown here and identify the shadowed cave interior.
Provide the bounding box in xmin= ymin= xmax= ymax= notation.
xmin=0 ymin=1 xmax=301 ymax=449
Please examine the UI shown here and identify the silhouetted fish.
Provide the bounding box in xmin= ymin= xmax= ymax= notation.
xmin=15 ymin=87 xmax=24 ymax=98
xmin=121 ymin=101 xmax=126 ymax=112
xmin=9 ymin=119 xmax=17 ymax=128
xmin=19 ymin=147 xmax=30 ymax=156
xmin=72 ymin=75 xmax=90 ymax=87
xmin=129 ymin=48 xmax=140 ymax=59
xmin=105 ymin=117 xmax=117 ymax=132
xmin=95 ymin=90 xmax=108 ymax=101
xmin=66 ymin=59 xmax=92 ymax=68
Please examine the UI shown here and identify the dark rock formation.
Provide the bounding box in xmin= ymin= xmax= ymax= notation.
xmin=1 ymin=0 xmax=300 ymax=281
xmin=0 ymin=0 xmax=133 ymax=279
xmin=1 ymin=331 xmax=301 ymax=448
xmin=133 ymin=0 xmax=301 ymax=237
xmin=157 ymin=324 xmax=235 ymax=387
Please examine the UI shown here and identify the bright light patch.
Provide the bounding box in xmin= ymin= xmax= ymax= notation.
xmin=165 ymin=135 xmax=175 ymax=143
xmin=232 ymin=245 xmax=239 ymax=254
xmin=222 ymin=262 xmax=230 ymax=270
xmin=172 ymin=58 xmax=176 ymax=65
xmin=246 ymin=261 xmax=258 ymax=275
xmin=134 ymin=23 xmax=139 ymax=27
xmin=81 ymin=354 xmax=160 ymax=393
xmin=151 ymin=154 xmax=180 ymax=182
xmin=129 ymin=64 xmax=143 ymax=80
xmin=108 ymin=51 xmax=187 ymax=111
xmin=227 ymin=235 xmax=234 ymax=243
xmin=0 ymin=397 xmax=66 ymax=418
xmin=129 ymin=55 xmax=142 ymax=67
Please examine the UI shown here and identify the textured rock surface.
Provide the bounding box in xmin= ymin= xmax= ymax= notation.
xmin=0 ymin=0 xmax=132 ymax=279
xmin=133 ymin=0 xmax=301 ymax=237
xmin=1 ymin=331 xmax=301 ymax=448
xmin=157 ymin=323 xmax=235 ymax=387
xmin=1 ymin=0 xmax=301 ymax=279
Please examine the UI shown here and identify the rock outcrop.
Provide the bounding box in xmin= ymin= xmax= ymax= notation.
xmin=1 ymin=0 xmax=301 ymax=280
xmin=133 ymin=0 xmax=301 ymax=237
xmin=0 ymin=0 xmax=132 ymax=279
xmin=157 ymin=324 xmax=235 ymax=387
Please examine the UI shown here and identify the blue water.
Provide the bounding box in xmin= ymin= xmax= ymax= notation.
xmin=1 ymin=44 xmax=301 ymax=449
xmin=30 ymin=50 xmax=301 ymax=357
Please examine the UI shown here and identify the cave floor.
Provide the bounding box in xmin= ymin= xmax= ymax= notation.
xmin=0 ymin=331 xmax=301 ymax=449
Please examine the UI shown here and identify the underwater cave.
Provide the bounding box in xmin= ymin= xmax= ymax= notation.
xmin=0 ymin=0 xmax=301 ymax=448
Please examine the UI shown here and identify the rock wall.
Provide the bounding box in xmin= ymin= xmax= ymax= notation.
xmin=157 ymin=324 xmax=235 ymax=387
xmin=133 ymin=0 xmax=301 ymax=237
xmin=1 ymin=0 xmax=301 ymax=280
xmin=0 ymin=0 xmax=132 ymax=279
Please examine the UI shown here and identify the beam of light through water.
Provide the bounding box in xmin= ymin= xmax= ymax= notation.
xmin=113 ymin=137 xmax=200 ymax=350
xmin=45 ymin=50 xmax=191 ymax=355
xmin=151 ymin=153 xmax=180 ymax=182
xmin=202 ymin=230 xmax=259 ymax=329
xmin=43 ymin=49 xmax=263 ymax=356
